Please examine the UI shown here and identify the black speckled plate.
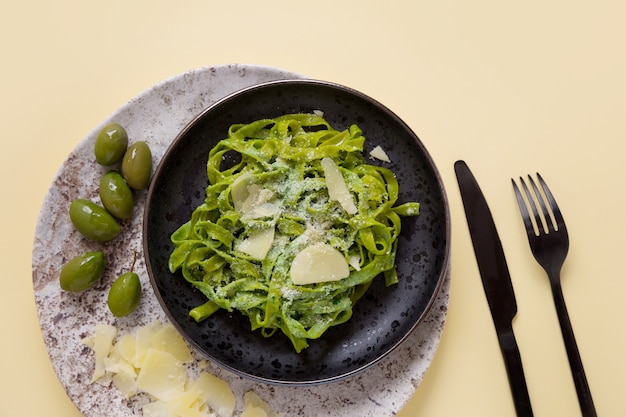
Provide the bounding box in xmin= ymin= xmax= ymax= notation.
xmin=143 ymin=79 xmax=450 ymax=385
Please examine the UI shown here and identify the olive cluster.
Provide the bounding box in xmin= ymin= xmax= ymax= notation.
xmin=59 ymin=122 xmax=152 ymax=317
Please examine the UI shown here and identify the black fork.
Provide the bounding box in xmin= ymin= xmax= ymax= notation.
xmin=512 ymin=174 xmax=597 ymax=417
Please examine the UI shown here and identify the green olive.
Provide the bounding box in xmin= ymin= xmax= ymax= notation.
xmin=121 ymin=141 xmax=152 ymax=190
xmin=107 ymin=271 xmax=141 ymax=317
xmin=59 ymin=251 xmax=106 ymax=292
xmin=95 ymin=122 xmax=129 ymax=166
xmin=69 ymin=199 xmax=120 ymax=241
xmin=99 ymin=171 xmax=134 ymax=219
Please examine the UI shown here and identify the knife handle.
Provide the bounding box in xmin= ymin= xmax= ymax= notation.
xmin=499 ymin=328 xmax=534 ymax=417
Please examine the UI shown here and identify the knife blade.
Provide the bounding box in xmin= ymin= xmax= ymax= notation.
xmin=454 ymin=160 xmax=533 ymax=417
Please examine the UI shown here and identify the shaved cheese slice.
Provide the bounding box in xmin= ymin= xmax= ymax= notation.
xmin=232 ymin=173 xmax=280 ymax=220
xmin=231 ymin=173 xmax=253 ymax=212
xmin=142 ymin=401 xmax=177 ymax=417
xmin=237 ymin=227 xmax=275 ymax=260
xmin=240 ymin=184 xmax=263 ymax=214
xmin=348 ymin=254 xmax=362 ymax=271
xmin=112 ymin=372 xmax=137 ymax=398
xmin=84 ymin=321 xmax=284 ymax=417
xmin=251 ymin=202 xmax=280 ymax=218
xmin=369 ymin=145 xmax=391 ymax=162
xmin=321 ymin=157 xmax=357 ymax=215
xmin=165 ymin=389 xmax=204 ymax=417
xmin=290 ymin=243 xmax=350 ymax=285
xmin=242 ymin=186 xmax=277 ymax=217
xmin=136 ymin=348 xmax=187 ymax=401
xmin=192 ymin=372 xmax=236 ymax=417
xmin=242 ymin=391 xmax=283 ymax=417
xmin=253 ymin=188 xmax=275 ymax=207
xmin=115 ymin=333 xmax=137 ymax=365
xmin=150 ymin=322 xmax=193 ymax=363
xmin=134 ymin=320 xmax=162 ymax=368
xmin=103 ymin=354 xmax=136 ymax=378
xmin=87 ymin=324 xmax=117 ymax=383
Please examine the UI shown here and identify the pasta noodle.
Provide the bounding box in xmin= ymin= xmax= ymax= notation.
xmin=168 ymin=113 xmax=420 ymax=352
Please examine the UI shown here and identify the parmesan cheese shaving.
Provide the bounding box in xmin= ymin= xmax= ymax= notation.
xmin=320 ymin=157 xmax=357 ymax=215
xmin=369 ymin=145 xmax=391 ymax=163
xmin=112 ymin=372 xmax=137 ymax=398
xmin=83 ymin=323 xmax=116 ymax=383
xmin=191 ymin=372 xmax=236 ymax=417
xmin=136 ymin=348 xmax=187 ymax=401
xmin=231 ymin=173 xmax=253 ymax=212
xmin=242 ymin=392 xmax=283 ymax=417
xmin=150 ymin=321 xmax=194 ymax=363
xmin=348 ymin=254 xmax=362 ymax=271
xmin=290 ymin=243 xmax=350 ymax=285
xmin=236 ymin=227 xmax=275 ymax=260
xmin=82 ymin=321 xmax=282 ymax=417
xmin=231 ymin=174 xmax=279 ymax=219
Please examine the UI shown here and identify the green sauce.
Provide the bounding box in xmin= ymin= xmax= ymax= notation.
xmin=169 ymin=113 xmax=420 ymax=352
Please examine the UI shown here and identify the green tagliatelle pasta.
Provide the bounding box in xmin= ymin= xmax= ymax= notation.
xmin=168 ymin=113 xmax=420 ymax=352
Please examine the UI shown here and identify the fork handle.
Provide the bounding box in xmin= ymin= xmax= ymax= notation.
xmin=551 ymin=281 xmax=597 ymax=417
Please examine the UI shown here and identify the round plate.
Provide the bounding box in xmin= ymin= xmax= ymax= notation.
xmin=32 ymin=65 xmax=451 ymax=417
xmin=144 ymin=79 xmax=451 ymax=385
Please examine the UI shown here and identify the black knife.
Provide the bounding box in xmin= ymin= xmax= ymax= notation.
xmin=454 ymin=160 xmax=533 ymax=417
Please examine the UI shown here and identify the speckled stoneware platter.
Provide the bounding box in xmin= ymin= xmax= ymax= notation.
xmin=32 ymin=64 xmax=451 ymax=417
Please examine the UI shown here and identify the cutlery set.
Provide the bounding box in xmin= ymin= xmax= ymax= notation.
xmin=454 ymin=160 xmax=597 ymax=417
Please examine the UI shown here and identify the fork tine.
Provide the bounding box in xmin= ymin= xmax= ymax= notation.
xmin=537 ymin=173 xmax=567 ymax=233
xmin=526 ymin=175 xmax=556 ymax=233
xmin=519 ymin=176 xmax=547 ymax=235
xmin=512 ymin=178 xmax=537 ymax=236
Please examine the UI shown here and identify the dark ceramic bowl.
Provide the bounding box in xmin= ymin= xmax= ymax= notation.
xmin=143 ymin=79 xmax=451 ymax=385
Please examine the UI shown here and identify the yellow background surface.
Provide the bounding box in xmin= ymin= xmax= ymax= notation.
xmin=2 ymin=1 xmax=624 ymax=416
